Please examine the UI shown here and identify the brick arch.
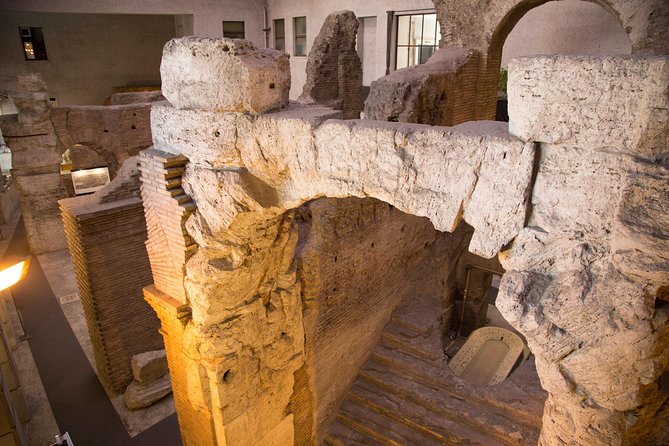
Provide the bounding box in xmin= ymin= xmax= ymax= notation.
xmin=66 ymin=141 xmax=119 ymax=177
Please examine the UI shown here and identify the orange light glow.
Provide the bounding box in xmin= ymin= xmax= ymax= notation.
xmin=0 ymin=258 xmax=31 ymax=291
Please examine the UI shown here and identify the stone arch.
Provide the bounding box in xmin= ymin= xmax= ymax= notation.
xmin=144 ymin=37 xmax=669 ymax=446
xmin=433 ymin=0 xmax=669 ymax=120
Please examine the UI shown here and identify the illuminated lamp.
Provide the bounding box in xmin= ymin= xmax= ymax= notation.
xmin=0 ymin=256 xmax=31 ymax=291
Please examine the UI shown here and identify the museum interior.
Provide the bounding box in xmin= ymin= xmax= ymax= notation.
xmin=0 ymin=0 xmax=667 ymax=445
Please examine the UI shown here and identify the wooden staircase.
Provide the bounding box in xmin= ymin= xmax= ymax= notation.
xmin=323 ymin=299 xmax=546 ymax=446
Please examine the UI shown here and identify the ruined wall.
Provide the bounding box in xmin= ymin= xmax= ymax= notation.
xmin=296 ymin=197 xmax=471 ymax=442
xmin=364 ymin=48 xmax=481 ymax=126
xmin=432 ymin=0 xmax=669 ymax=121
xmin=1 ymin=74 xmax=68 ymax=254
xmin=298 ymin=11 xmax=362 ymax=119
xmin=0 ymin=73 xmax=154 ymax=254
xmin=51 ymin=103 xmax=153 ymax=177
xmin=59 ymin=158 xmax=163 ymax=393
xmin=146 ymin=35 xmax=668 ymax=445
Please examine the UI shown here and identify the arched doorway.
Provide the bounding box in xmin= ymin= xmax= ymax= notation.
xmin=494 ymin=0 xmax=631 ymax=121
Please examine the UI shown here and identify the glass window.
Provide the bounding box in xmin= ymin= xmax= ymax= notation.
xmin=222 ymin=21 xmax=245 ymax=39
xmin=293 ymin=16 xmax=307 ymax=56
xmin=395 ymin=13 xmax=440 ymax=70
xmin=274 ymin=19 xmax=285 ymax=51
xmin=19 ymin=27 xmax=47 ymax=60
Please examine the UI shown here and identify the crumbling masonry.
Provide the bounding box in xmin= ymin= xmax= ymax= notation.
xmin=139 ymin=8 xmax=668 ymax=441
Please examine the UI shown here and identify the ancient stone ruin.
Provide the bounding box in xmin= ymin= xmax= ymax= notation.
xmin=4 ymin=1 xmax=666 ymax=445
xmin=135 ymin=8 xmax=668 ymax=441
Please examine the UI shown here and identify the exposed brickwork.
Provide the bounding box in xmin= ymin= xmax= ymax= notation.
xmin=59 ymin=193 xmax=162 ymax=393
xmin=143 ymin=286 xmax=216 ymax=446
xmin=139 ymin=149 xmax=196 ymax=303
xmin=364 ymin=48 xmax=481 ymax=126
xmin=299 ymin=11 xmax=362 ymax=119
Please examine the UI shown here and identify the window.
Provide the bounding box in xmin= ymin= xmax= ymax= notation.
xmin=395 ymin=13 xmax=440 ymax=70
xmin=293 ymin=17 xmax=307 ymax=56
xmin=19 ymin=27 xmax=47 ymax=60
xmin=222 ymin=21 xmax=245 ymax=39
xmin=274 ymin=19 xmax=285 ymax=52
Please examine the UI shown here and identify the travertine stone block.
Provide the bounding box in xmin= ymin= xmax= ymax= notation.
xmin=124 ymin=374 xmax=172 ymax=410
xmin=508 ymin=56 xmax=669 ymax=157
xmin=151 ymin=101 xmax=247 ymax=168
xmin=160 ymin=37 xmax=290 ymax=113
xmin=131 ymin=349 xmax=169 ymax=384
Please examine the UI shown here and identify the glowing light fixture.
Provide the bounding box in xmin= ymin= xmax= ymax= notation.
xmin=0 ymin=256 xmax=31 ymax=291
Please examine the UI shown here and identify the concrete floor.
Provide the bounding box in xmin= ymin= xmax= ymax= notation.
xmin=2 ymin=213 xmax=182 ymax=445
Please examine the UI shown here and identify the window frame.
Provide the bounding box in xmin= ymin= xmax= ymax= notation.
xmin=222 ymin=21 xmax=245 ymax=39
xmin=293 ymin=16 xmax=307 ymax=57
xmin=274 ymin=18 xmax=285 ymax=52
xmin=19 ymin=27 xmax=48 ymax=61
xmin=394 ymin=13 xmax=440 ymax=70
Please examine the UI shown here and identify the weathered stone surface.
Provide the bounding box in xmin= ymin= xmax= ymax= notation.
xmin=124 ymin=374 xmax=172 ymax=410
xmin=160 ymin=37 xmax=290 ymax=113
xmin=131 ymin=349 xmax=168 ymax=384
xmin=146 ymin=47 xmax=669 ymax=446
xmin=297 ymin=198 xmax=471 ymax=442
xmin=435 ymin=0 xmax=669 ymax=54
xmin=151 ymin=101 xmax=247 ymax=168
xmin=298 ymin=10 xmax=362 ymax=119
xmin=364 ymin=48 xmax=480 ymax=126
xmin=508 ymin=56 xmax=669 ymax=157
xmin=110 ymin=90 xmax=164 ymax=105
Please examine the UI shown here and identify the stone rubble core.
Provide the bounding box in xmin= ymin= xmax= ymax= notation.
xmin=298 ymin=10 xmax=362 ymax=119
xmin=364 ymin=48 xmax=481 ymax=126
xmin=146 ymin=32 xmax=668 ymax=446
xmin=160 ymin=37 xmax=290 ymax=114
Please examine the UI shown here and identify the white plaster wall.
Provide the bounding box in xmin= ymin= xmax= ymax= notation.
xmin=502 ymin=0 xmax=631 ymax=68
xmin=0 ymin=0 xmax=266 ymax=41
xmin=0 ymin=12 xmax=175 ymax=105
xmin=265 ymin=0 xmax=435 ymax=99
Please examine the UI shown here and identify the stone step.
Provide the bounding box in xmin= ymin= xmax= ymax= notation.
xmin=390 ymin=314 xmax=434 ymax=337
xmin=359 ymin=360 xmax=531 ymax=445
xmin=347 ymin=387 xmax=469 ymax=446
xmin=324 ymin=419 xmax=385 ymax=446
xmin=372 ymin=343 xmax=543 ymax=430
xmin=338 ymin=396 xmax=444 ymax=446
xmin=381 ymin=323 xmax=441 ymax=362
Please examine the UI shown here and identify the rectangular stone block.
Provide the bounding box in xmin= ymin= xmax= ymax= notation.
xmin=508 ymin=55 xmax=669 ymax=157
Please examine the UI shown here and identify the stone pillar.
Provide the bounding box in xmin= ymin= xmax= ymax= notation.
xmin=0 ymin=74 xmax=68 ymax=254
xmin=499 ymin=56 xmax=669 ymax=446
xmin=299 ymin=11 xmax=363 ymax=119
xmin=144 ymin=37 xmax=302 ymax=446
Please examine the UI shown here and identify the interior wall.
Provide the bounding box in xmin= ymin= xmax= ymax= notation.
xmin=0 ymin=12 xmax=176 ymax=105
xmin=296 ymin=197 xmax=471 ymax=443
xmin=0 ymin=0 xmax=266 ymax=42
xmin=265 ymin=0 xmax=434 ymax=99
xmin=501 ymin=0 xmax=631 ymax=67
